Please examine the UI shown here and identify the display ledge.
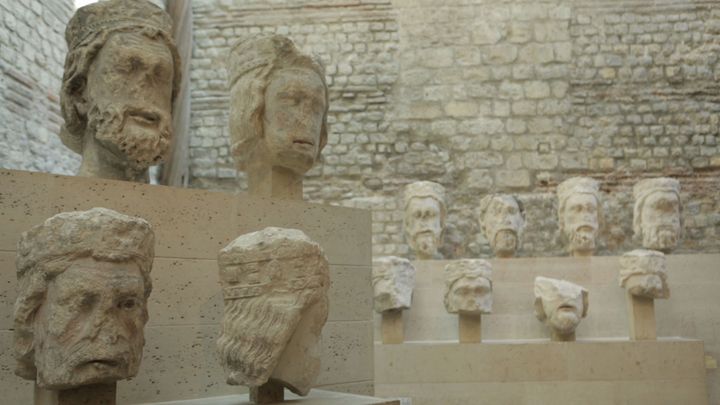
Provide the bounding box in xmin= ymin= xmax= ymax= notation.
xmin=136 ymin=389 xmax=400 ymax=405
xmin=376 ymin=338 xmax=708 ymax=405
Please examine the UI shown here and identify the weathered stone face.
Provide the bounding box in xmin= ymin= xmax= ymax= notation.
xmin=34 ymin=258 xmax=148 ymax=389
xmin=619 ymin=249 xmax=669 ymax=299
xmin=216 ymin=227 xmax=329 ymax=396
xmin=444 ymin=259 xmax=492 ymax=315
xmin=480 ymin=195 xmax=524 ymax=258
xmin=562 ymin=193 xmax=599 ymax=254
xmin=405 ymin=196 xmax=443 ymax=259
xmin=262 ymin=68 xmax=327 ymax=175
xmin=372 ymin=256 xmax=415 ymax=313
xmin=534 ymin=276 xmax=588 ymax=338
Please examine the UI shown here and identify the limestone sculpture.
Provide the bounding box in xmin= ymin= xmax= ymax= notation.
xmin=443 ymin=259 xmax=492 ymax=315
xmin=59 ymin=0 xmax=180 ymax=182
xmin=633 ymin=178 xmax=682 ymax=253
xmin=372 ymin=256 xmax=416 ymax=313
xmin=228 ymin=34 xmax=329 ymax=198
xmin=217 ymin=227 xmax=330 ymax=397
xmin=14 ymin=208 xmax=155 ymax=390
xmin=534 ymin=276 xmax=589 ymax=341
xmin=403 ymin=181 xmax=446 ymax=259
xmin=478 ymin=194 xmax=524 ymax=258
xmin=557 ymin=177 xmax=602 ymax=257
xmin=619 ymin=249 xmax=669 ymax=300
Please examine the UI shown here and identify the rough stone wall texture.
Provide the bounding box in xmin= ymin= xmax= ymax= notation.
xmin=188 ymin=0 xmax=719 ymax=258
xmin=0 ymin=0 xmax=80 ymax=174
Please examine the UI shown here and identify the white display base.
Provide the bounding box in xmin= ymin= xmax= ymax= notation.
xmin=136 ymin=389 xmax=400 ymax=405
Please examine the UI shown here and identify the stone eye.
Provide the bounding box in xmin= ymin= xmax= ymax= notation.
xmin=118 ymin=298 xmax=139 ymax=310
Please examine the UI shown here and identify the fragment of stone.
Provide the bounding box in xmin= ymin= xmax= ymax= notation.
xmin=444 ymin=259 xmax=492 ymax=315
xmin=217 ymin=227 xmax=330 ymax=396
xmin=59 ymin=0 xmax=181 ymax=182
xmin=556 ymin=177 xmax=602 ymax=257
xmin=14 ymin=207 xmax=155 ymax=390
xmin=372 ymin=256 xmax=416 ymax=313
xmin=534 ymin=276 xmax=589 ymax=341
xmin=619 ymin=249 xmax=669 ymax=299
xmin=478 ymin=194 xmax=524 ymax=258
xmin=633 ymin=177 xmax=682 ymax=253
xmin=403 ymin=181 xmax=446 ymax=260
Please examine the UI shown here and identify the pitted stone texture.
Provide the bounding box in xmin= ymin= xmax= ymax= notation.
xmin=59 ymin=0 xmax=180 ymax=182
xmin=403 ymin=181 xmax=446 ymax=260
xmin=217 ymin=227 xmax=330 ymax=397
xmin=14 ymin=207 xmax=154 ymax=390
xmin=534 ymin=276 xmax=588 ymax=341
xmin=443 ymin=259 xmax=492 ymax=315
xmin=557 ymin=177 xmax=602 ymax=257
xmin=478 ymin=194 xmax=525 ymax=258
xmin=633 ymin=178 xmax=682 ymax=253
xmin=619 ymin=249 xmax=669 ymax=300
xmin=372 ymin=256 xmax=415 ymax=313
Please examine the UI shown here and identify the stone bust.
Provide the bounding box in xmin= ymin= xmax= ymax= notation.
xmin=478 ymin=194 xmax=525 ymax=258
xmin=633 ymin=178 xmax=682 ymax=253
xmin=14 ymin=208 xmax=154 ymax=390
xmin=59 ymin=0 xmax=181 ymax=182
xmin=619 ymin=249 xmax=669 ymax=299
xmin=216 ymin=227 xmax=329 ymax=396
xmin=227 ymin=35 xmax=329 ymax=195
xmin=443 ymin=259 xmax=492 ymax=315
xmin=557 ymin=177 xmax=602 ymax=257
xmin=534 ymin=276 xmax=589 ymax=341
xmin=403 ymin=181 xmax=446 ymax=260
xmin=372 ymin=256 xmax=416 ymax=313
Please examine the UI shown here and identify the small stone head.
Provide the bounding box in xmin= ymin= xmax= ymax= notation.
xmin=60 ymin=0 xmax=181 ymax=178
xmin=534 ymin=277 xmax=588 ymax=338
xmin=443 ymin=259 xmax=492 ymax=315
xmin=633 ymin=178 xmax=682 ymax=253
xmin=14 ymin=208 xmax=154 ymax=390
xmin=403 ymin=181 xmax=446 ymax=259
xmin=372 ymin=256 xmax=416 ymax=313
xmin=478 ymin=194 xmax=525 ymax=258
xmin=619 ymin=249 xmax=669 ymax=299
xmin=228 ymin=35 xmax=329 ymax=175
xmin=557 ymin=177 xmax=602 ymax=256
xmin=217 ymin=227 xmax=329 ymax=395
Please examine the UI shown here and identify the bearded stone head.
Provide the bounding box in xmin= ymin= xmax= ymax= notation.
xmin=534 ymin=276 xmax=589 ymax=341
xmin=60 ymin=0 xmax=181 ymax=182
xmin=557 ymin=177 xmax=602 ymax=257
xmin=443 ymin=259 xmax=492 ymax=315
xmin=633 ymin=178 xmax=682 ymax=253
xmin=478 ymin=194 xmax=525 ymax=258
xmin=372 ymin=256 xmax=415 ymax=313
xmin=216 ymin=227 xmax=329 ymax=396
xmin=14 ymin=208 xmax=154 ymax=390
xmin=619 ymin=249 xmax=669 ymax=299
xmin=403 ymin=181 xmax=446 ymax=260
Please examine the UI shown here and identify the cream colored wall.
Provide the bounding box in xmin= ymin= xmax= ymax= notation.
xmin=0 ymin=169 xmax=374 ymax=403
xmin=373 ymin=255 xmax=720 ymax=403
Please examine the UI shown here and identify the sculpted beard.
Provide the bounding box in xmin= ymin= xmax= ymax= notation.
xmin=493 ymin=229 xmax=517 ymax=251
xmin=569 ymin=225 xmax=596 ymax=250
xmin=87 ymin=104 xmax=171 ymax=169
xmin=646 ymin=225 xmax=677 ymax=249
xmin=550 ymin=309 xmax=580 ymax=334
xmin=413 ymin=230 xmax=438 ymax=254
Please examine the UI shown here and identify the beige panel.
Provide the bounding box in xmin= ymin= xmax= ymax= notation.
xmin=316 ymin=321 xmax=374 ymax=386
xmin=0 ymin=170 xmax=370 ymax=265
xmin=314 ymin=380 xmax=374 ymax=396
xmin=0 ymin=251 xmax=15 ymax=330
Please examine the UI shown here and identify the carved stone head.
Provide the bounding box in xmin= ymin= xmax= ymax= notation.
xmin=557 ymin=177 xmax=602 ymax=257
xmin=59 ymin=0 xmax=180 ymax=182
xmin=372 ymin=256 xmax=415 ymax=313
xmin=534 ymin=277 xmax=589 ymax=339
xmin=619 ymin=249 xmax=669 ymax=299
xmin=217 ymin=227 xmax=329 ymax=396
xmin=228 ymin=35 xmax=329 ymax=175
xmin=478 ymin=194 xmax=525 ymax=258
xmin=633 ymin=178 xmax=682 ymax=253
xmin=444 ymin=259 xmax=492 ymax=315
xmin=403 ymin=181 xmax=446 ymax=260
xmin=14 ymin=208 xmax=154 ymax=390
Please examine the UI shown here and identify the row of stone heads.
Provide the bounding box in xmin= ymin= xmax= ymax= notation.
xmin=14 ymin=208 xmax=330 ymax=397
xmin=403 ymin=176 xmax=682 ymax=259
xmin=372 ymin=251 xmax=669 ymax=341
xmin=54 ymin=0 xmax=331 ymax=186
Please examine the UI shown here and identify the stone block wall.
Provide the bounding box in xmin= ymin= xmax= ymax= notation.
xmin=0 ymin=0 xmax=80 ymax=174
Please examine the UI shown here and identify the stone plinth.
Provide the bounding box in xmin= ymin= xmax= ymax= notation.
xmin=136 ymin=389 xmax=400 ymax=405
